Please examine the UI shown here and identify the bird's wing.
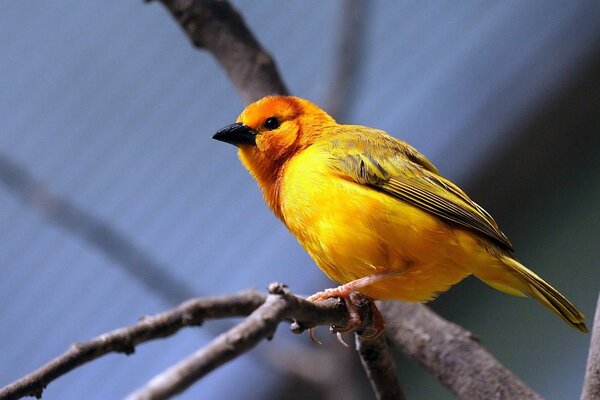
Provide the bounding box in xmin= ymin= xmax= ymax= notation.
xmin=327 ymin=130 xmax=513 ymax=251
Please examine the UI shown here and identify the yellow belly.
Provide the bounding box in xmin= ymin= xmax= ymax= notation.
xmin=280 ymin=147 xmax=481 ymax=302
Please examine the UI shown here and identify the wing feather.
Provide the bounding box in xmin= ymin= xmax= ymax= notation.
xmin=326 ymin=130 xmax=513 ymax=251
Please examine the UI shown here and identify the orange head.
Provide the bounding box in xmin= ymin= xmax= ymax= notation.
xmin=213 ymin=96 xmax=336 ymax=191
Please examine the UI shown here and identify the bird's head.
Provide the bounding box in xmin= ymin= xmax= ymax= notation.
xmin=213 ymin=96 xmax=336 ymax=172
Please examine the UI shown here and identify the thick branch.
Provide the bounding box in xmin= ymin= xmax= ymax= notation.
xmin=356 ymin=334 xmax=406 ymax=400
xmin=381 ymin=301 xmax=543 ymax=400
xmin=582 ymin=292 xmax=600 ymax=400
xmin=157 ymin=0 xmax=289 ymax=103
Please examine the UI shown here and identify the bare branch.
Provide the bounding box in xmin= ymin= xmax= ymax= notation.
xmin=356 ymin=334 xmax=406 ymax=400
xmin=156 ymin=0 xmax=289 ymax=103
xmin=263 ymin=341 xmax=361 ymax=400
xmin=0 ymin=285 xmax=357 ymax=400
xmin=0 ymin=290 xmax=265 ymax=400
xmin=381 ymin=301 xmax=544 ymax=400
xmin=582 ymin=292 xmax=600 ymax=400
xmin=126 ymin=286 xmax=288 ymax=400
xmin=126 ymin=283 xmax=375 ymax=399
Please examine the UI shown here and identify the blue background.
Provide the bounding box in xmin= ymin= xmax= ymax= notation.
xmin=1 ymin=1 xmax=599 ymax=399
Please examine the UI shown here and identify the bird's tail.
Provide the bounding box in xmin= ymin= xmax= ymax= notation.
xmin=475 ymin=255 xmax=588 ymax=333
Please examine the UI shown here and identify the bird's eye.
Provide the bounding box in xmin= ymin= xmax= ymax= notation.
xmin=264 ymin=117 xmax=280 ymax=131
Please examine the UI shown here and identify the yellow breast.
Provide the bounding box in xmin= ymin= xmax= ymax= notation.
xmin=279 ymin=143 xmax=478 ymax=301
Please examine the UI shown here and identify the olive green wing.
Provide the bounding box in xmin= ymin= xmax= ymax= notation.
xmin=327 ymin=130 xmax=513 ymax=251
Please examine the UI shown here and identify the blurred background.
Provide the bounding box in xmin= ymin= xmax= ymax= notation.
xmin=1 ymin=1 xmax=599 ymax=399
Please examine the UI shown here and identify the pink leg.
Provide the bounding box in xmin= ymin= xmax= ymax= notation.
xmin=307 ymin=270 xmax=402 ymax=302
xmin=307 ymin=270 xmax=401 ymax=342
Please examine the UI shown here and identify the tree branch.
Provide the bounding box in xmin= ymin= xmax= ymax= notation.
xmin=0 ymin=290 xmax=264 ymax=400
xmin=381 ymin=301 xmax=544 ymax=400
xmin=156 ymin=0 xmax=289 ymax=103
xmin=126 ymin=284 xmax=384 ymax=399
xmin=126 ymin=284 xmax=288 ymax=400
xmin=0 ymin=285 xmax=357 ymax=400
xmin=582 ymin=292 xmax=600 ymax=400
xmin=356 ymin=334 xmax=406 ymax=400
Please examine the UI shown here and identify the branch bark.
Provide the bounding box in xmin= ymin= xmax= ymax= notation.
xmin=126 ymin=284 xmax=288 ymax=400
xmin=382 ymin=301 xmax=543 ymax=400
xmin=157 ymin=0 xmax=289 ymax=103
xmin=0 ymin=285 xmax=362 ymax=400
xmin=582 ymin=292 xmax=600 ymax=400
xmin=356 ymin=334 xmax=406 ymax=400
xmin=0 ymin=291 xmax=265 ymax=400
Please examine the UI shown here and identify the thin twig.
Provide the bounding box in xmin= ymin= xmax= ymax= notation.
xmin=0 ymin=285 xmax=355 ymax=400
xmin=127 ymin=290 xmax=395 ymax=400
xmin=582 ymin=292 xmax=600 ymax=400
xmin=356 ymin=334 xmax=406 ymax=400
xmin=0 ymin=290 xmax=265 ymax=400
xmin=126 ymin=283 xmax=379 ymax=399
xmin=126 ymin=285 xmax=288 ymax=400
xmin=381 ymin=301 xmax=544 ymax=400
xmin=156 ymin=0 xmax=289 ymax=103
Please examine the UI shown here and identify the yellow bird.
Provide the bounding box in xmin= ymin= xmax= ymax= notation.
xmin=213 ymin=95 xmax=587 ymax=333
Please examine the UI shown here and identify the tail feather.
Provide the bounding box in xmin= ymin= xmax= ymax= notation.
xmin=479 ymin=256 xmax=588 ymax=333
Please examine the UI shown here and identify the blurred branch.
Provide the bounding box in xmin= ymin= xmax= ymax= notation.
xmin=124 ymin=283 xmax=376 ymax=399
xmin=263 ymin=340 xmax=361 ymax=400
xmin=325 ymin=0 xmax=369 ymax=121
xmin=1 ymin=282 xmax=556 ymax=400
xmin=356 ymin=334 xmax=406 ymax=400
xmin=382 ymin=301 xmax=543 ymax=400
xmin=156 ymin=0 xmax=289 ymax=104
xmin=126 ymin=284 xmax=331 ymax=399
xmin=582 ymin=292 xmax=600 ymax=400
xmin=0 ymin=290 xmax=265 ymax=400
xmin=0 ymin=153 xmax=196 ymax=305
xmin=0 ymin=285 xmax=360 ymax=400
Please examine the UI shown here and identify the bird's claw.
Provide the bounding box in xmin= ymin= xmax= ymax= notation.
xmin=306 ymin=289 xmax=385 ymax=344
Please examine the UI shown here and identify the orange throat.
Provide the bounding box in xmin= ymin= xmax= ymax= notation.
xmin=239 ymin=149 xmax=288 ymax=221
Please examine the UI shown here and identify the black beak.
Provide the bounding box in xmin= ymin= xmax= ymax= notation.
xmin=212 ymin=123 xmax=257 ymax=146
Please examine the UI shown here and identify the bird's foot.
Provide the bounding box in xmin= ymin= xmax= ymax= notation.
xmin=307 ymin=283 xmax=362 ymax=344
xmin=306 ymin=270 xmax=399 ymax=343
xmin=359 ymin=301 xmax=385 ymax=340
xmin=307 ymin=279 xmax=395 ymax=344
xmin=307 ymin=293 xmax=362 ymax=345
